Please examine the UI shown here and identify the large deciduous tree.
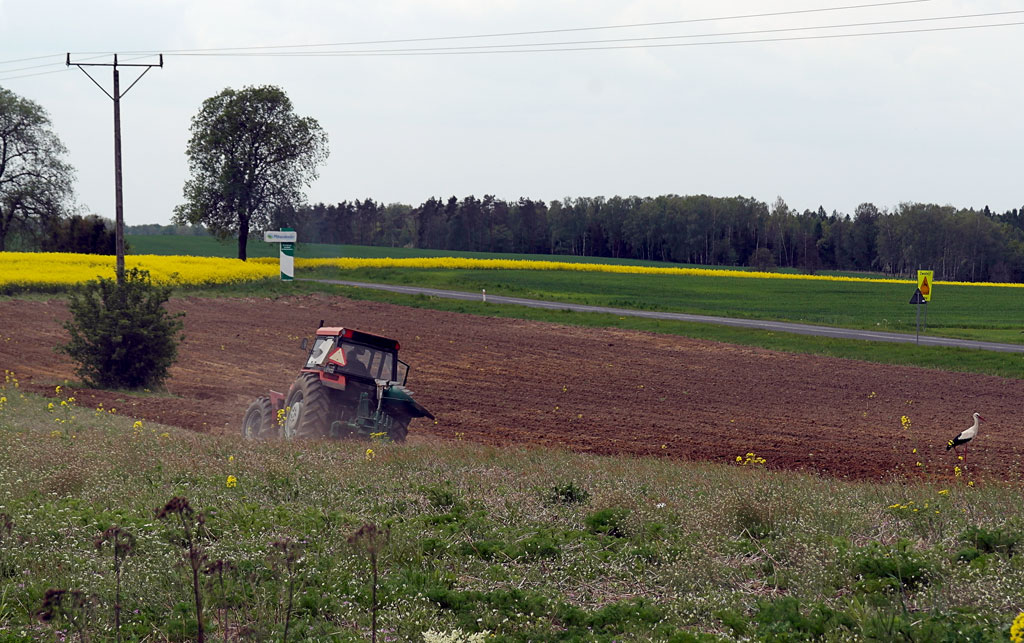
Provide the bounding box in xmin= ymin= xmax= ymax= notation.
xmin=0 ymin=87 xmax=75 ymax=251
xmin=174 ymin=85 xmax=328 ymax=260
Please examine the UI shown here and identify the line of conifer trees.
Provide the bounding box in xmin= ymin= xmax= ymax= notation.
xmin=270 ymin=195 xmax=1024 ymax=282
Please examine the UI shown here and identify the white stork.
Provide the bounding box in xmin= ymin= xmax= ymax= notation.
xmin=946 ymin=412 xmax=984 ymax=463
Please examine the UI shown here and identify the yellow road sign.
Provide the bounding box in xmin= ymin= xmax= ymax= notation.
xmin=917 ymin=270 xmax=934 ymax=302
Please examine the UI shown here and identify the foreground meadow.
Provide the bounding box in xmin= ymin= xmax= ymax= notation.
xmin=1 ymin=383 xmax=1022 ymax=641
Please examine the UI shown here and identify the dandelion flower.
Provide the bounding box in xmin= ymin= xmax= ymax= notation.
xmin=47 ymin=402 xmax=54 ymax=411
xmin=132 ymin=420 xmax=143 ymax=429
xmin=938 ymin=489 xmax=949 ymax=495
xmin=1012 ymin=612 xmax=1024 ymax=643
xmin=228 ymin=455 xmax=234 ymax=462
xmin=365 ymin=448 xmax=375 ymax=461
xmin=226 ymin=475 xmax=237 ymax=488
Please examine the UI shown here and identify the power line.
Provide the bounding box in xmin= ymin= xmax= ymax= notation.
xmin=78 ymin=0 xmax=944 ymax=56
xmin=3 ymin=2 xmax=1021 ymax=80
xmin=0 ymin=53 xmax=65 ymax=66
xmin=0 ymin=54 xmax=159 ymax=82
xmin=164 ymin=9 xmax=1024 ymax=56
xmin=346 ymin=20 xmax=1023 ymax=56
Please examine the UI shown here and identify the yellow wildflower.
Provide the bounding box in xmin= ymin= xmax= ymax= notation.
xmin=1011 ymin=612 xmax=1024 ymax=643
xmin=365 ymin=448 xmax=375 ymax=461
xmin=228 ymin=455 xmax=234 ymax=463
xmin=132 ymin=420 xmax=143 ymax=429
xmin=938 ymin=489 xmax=949 ymax=495
xmin=226 ymin=475 xmax=237 ymax=488
xmin=47 ymin=402 xmax=54 ymax=411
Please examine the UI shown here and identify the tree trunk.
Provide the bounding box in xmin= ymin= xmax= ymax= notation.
xmin=237 ymin=216 xmax=249 ymax=261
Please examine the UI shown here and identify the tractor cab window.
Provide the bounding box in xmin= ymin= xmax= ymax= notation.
xmin=338 ymin=342 xmax=395 ymax=381
xmin=304 ymin=336 xmax=335 ymax=368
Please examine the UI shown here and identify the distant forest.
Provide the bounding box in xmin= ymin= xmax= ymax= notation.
xmin=134 ymin=195 xmax=1024 ymax=283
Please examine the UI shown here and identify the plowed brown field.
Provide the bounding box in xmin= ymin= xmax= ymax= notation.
xmin=2 ymin=293 xmax=1022 ymax=481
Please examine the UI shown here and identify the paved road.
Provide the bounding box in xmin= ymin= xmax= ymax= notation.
xmin=307 ymin=279 xmax=1024 ymax=354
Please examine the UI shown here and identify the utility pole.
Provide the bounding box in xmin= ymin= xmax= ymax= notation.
xmin=66 ymin=53 xmax=163 ymax=284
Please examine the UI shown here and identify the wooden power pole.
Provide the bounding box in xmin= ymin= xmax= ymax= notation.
xmin=66 ymin=53 xmax=163 ymax=284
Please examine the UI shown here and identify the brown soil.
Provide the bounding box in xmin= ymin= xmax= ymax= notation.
xmin=2 ymin=293 xmax=1022 ymax=481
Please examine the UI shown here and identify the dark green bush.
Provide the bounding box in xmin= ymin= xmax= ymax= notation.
xmin=754 ymin=597 xmax=856 ymax=640
xmin=853 ymin=540 xmax=932 ymax=592
xmin=57 ymin=268 xmax=184 ymax=389
xmin=585 ymin=508 xmax=630 ymax=538
xmin=547 ymin=482 xmax=590 ymax=505
xmin=961 ymin=525 xmax=1020 ymax=557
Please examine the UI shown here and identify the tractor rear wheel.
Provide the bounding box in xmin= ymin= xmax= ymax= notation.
xmin=282 ymin=373 xmax=332 ymax=439
xmin=242 ymin=396 xmax=274 ymax=439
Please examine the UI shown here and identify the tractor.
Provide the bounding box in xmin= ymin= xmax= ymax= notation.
xmin=242 ymin=322 xmax=433 ymax=442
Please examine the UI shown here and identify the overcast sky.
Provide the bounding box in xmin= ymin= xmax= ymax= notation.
xmin=2 ymin=0 xmax=1022 ymax=226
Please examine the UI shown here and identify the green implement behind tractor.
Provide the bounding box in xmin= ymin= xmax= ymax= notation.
xmin=242 ymin=322 xmax=433 ymax=442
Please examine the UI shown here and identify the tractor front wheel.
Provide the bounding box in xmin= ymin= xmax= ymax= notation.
xmin=242 ymin=396 xmax=274 ymax=439
xmin=282 ymin=373 xmax=332 ymax=439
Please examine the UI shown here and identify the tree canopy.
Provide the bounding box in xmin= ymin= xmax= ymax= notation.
xmin=173 ymin=85 xmax=328 ymax=260
xmin=0 ymin=86 xmax=75 ymax=251
xmin=272 ymin=194 xmax=1024 ymax=282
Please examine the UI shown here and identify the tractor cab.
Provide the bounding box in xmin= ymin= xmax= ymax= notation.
xmin=303 ymin=327 xmax=409 ymax=385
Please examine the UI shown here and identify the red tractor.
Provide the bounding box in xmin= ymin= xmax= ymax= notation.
xmin=242 ymin=323 xmax=433 ymax=442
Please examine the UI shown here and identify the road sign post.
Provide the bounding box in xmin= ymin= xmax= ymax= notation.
xmin=264 ymin=228 xmax=297 ymax=281
xmin=908 ymin=270 xmax=935 ymax=345
xmin=909 ymin=288 xmax=926 ymax=344
xmin=916 ymin=270 xmax=933 ymax=333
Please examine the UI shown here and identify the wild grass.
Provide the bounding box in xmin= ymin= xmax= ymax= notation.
xmin=1 ymin=384 xmax=1021 ymax=641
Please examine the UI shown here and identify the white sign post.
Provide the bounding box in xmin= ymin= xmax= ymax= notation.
xmin=264 ymin=228 xmax=297 ymax=281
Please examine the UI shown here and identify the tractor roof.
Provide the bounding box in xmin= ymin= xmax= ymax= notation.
xmin=317 ymin=327 xmax=400 ymax=351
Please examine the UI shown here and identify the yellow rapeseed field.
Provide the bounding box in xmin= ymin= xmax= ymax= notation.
xmin=1 ymin=252 xmax=278 ymax=289
xmin=271 ymin=256 xmax=1024 ymax=288
xmin=5 ymin=252 xmax=1022 ymax=290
